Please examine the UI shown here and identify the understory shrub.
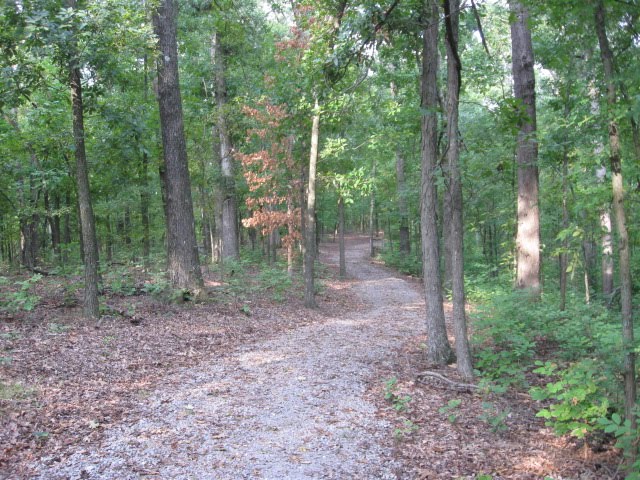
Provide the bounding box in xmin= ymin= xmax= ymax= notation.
xmin=471 ymin=290 xmax=635 ymax=465
xmin=0 ymin=274 xmax=42 ymax=313
xmin=380 ymin=249 xmax=421 ymax=277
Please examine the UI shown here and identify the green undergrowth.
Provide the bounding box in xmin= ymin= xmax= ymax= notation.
xmin=472 ymin=288 xmax=639 ymax=472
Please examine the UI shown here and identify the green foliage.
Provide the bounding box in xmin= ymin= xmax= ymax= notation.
xmin=478 ymin=402 xmax=509 ymax=433
xmin=472 ymin=291 xmax=538 ymax=387
xmin=256 ymin=266 xmax=292 ymax=303
xmin=380 ymin=249 xmax=421 ymax=277
xmin=530 ymin=359 xmax=611 ymax=438
xmin=0 ymin=274 xmax=41 ymax=313
xmin=47 ymin=322 xmax=69 ymax=335
xmin=439 ymin=398 xmax=462 ymax=423
xmin=0 ymin=381 xmax=34 ymax=402
xmin=393 ymin=419 xmax=419 ymax=440
xmin=141 ymin=274 xmax=170 ymax=297
xmin=102 ymin=269 xmax=137 ymax=296
xmin=598 ymin=413 xmax=640 ymax=478
xmin=383 ymin=377 xmax=412 ymax=412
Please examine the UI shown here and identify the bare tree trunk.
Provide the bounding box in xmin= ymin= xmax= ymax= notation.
xmin=105 ymin=214 xmax=113 ymax=263
xmin=153 ymin=0 xmax=203 ymax=291
xmin=69 ymin=53 xmax=100 ymax=318
xmin=141 ymin=55 xmax=151 ymax=264
xmin=390 ymin=82 xmax=410 ymax=255
xmin=369 ymin=159 xmax=376 ymax=257
xmin=510 ymin=0 xmax=541 ymax=296
xmin=287 ymin=197 xmax=294 ymax=277
xmin=396 ymin=148 xmax=410 ymax=254
xmin=600 ymin=208 xmax=614 ymax=296
xmin=560 ymin=147 xmax=569 ymax=312
xmin=211 ymin=123 xmax=223 ymax=263
xmin=444 ymin=0 xmax=473 ymax=379
xmin=304 ymin=99 xmax=320 ymax=308
xmin=420 ymin=0 xmax=452 ymax=366
xmin=594 ymin=0 xmax=636 ymax=458
xmin=212 ymin=32 xmax=239 ymax=260
xmin=338 ymin=196 xmax=346 ymax=278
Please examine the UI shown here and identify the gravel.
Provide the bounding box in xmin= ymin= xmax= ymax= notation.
xmin=29 ymin=239 xmax=426 ymax=479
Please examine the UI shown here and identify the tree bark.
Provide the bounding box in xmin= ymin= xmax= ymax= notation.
xmin=420 ymin=0 xmax=453 ymax=366
xmin=396 ymin=147 xmax=410 ymax=254
xmin=338 ymin=196 xmax=346 ymax=278
xmin=390 ymin=82 xmax=410 ymax=254
xmin=560 ymin=145 xmax=569 ymax=312
xmin=141 ymin=55 xmax=151 ymax=264
xmin=153 ymin=0 xmax=203 ymax=291
xmin=594 ymin=0 xmax=636 ymax=455
xmin=369 ymin=159 xmax=376 ymax=257
xmin=600 ymin=207 xmax=614 ymax=296
xmin=303 ymin=99 xmax=320 ymax=308
xmin=510 ymin=0 xmax=541 ymax=296
xmin=444 ymin=0 xmax=473 ymax=379
xmin=212 ymin=32 xmax=239 ymax=260
xmin=70 ymin=52 xmax=100 ymax=319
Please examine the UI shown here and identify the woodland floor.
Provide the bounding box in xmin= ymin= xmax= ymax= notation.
xmin=0 ymin=236 xmax=623 ymax=479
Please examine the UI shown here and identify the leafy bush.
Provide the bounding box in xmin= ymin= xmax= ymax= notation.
xmin=0 ymin=274 xmax=42 ymax=313
xmin=530 ymin=360 xmax=610 ymax=438
xmin=380 ymin=249 xmax=421 ymax=277
xmin=472 ymin=291 xmax=538 ymax=387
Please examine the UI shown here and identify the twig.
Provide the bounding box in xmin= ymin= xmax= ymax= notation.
xmin=416 ymin=370 xmax=478 ymax=391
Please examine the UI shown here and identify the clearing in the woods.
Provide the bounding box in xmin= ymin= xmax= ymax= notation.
xmin=1 ymin=238 xmax=620 ymax=479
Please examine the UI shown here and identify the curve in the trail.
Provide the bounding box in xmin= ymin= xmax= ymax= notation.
xmin=31 ymin=238 xmax=426 ymax=480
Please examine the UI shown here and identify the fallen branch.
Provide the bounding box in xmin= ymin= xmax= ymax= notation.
xmin=416 ymin=371 xmax=478 ymax=391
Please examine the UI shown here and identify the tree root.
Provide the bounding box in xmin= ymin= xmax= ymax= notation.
xmin=416 ymin=370 xmax=478 ymax=392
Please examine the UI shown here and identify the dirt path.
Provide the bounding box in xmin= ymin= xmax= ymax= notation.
xmin=29 ymin=238 xmax=426 ymax=479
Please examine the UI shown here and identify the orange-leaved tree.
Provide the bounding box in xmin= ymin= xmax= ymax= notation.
xmin=236 ymin=100 xmax=301 ymax=275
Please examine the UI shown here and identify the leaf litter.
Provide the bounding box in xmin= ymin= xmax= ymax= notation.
xmin=0 ymin=237 xmax=623 ymax=479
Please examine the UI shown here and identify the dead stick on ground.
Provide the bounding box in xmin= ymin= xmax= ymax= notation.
xmin=416 ymin=371 xmax=478 ymax=391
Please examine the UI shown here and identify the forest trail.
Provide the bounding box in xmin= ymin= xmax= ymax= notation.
xmin=30 ymin=237 xmax=426 ymax=479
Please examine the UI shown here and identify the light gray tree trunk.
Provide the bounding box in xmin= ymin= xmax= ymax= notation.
xmin=510 ymin=0 xmax=541 ymax=296
xmin=304 ymin=99 xmax=320 ymax=308
xmin=369 ymin=159 xmax=376 ymax=257
xmin=212 ymin=32 xmax=239 ymax=260
xmin=420 ymin=0 xmax=452 ymax=366
xmin=338 ymin=196 xmax=346 ymax=278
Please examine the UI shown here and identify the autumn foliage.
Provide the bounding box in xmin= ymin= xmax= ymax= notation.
xmin=236 ymin=100 xmax=301 ymax=251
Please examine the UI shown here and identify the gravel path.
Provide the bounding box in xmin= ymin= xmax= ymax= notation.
xmin=30 ymin=238 xmax=426 ymax=479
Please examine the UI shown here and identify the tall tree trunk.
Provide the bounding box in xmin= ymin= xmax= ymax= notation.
xmin=212 ymin=32 xmax=239 ymax=260
xmin=140 ymin=55 xmax=151 ymax=264
xmin=153 ymin=0 xmax=203 ymax=291
xmin=396 ymin=148 xmax=410 ymax=254
xmin=560 ymin=147 xmax=569 ymax=312
xmin=4 ymin=112 xmax=40 ymax=268
xmin=390 ymin=82 xmax=410 ymax=255
xmin=62 ymin=190 xmax=71 ymax=263
xmin=600 ymin=207 xmax=614 ymax=296
xmin=69 ymin=48 xmax=100 ymax=318
xmin=338 ymin=196 xmax=346 ymax=278
xmin=444 ymin=0 xmax=473 ymax=379
xmin=105 ymin=214 xmax=113 ymax=263
xmin=594 ymin=0 xmax=636 ymax=455
xmin=49 ymin=193 xmax=61 ymax=258
xmin=510 ymin=0 xmax=541 ymax=296
xmin=420 ymin=0 xmax=452 ymax=366
xmin=303 ymin=99 xmax=320 ymax=308
xmin=369 ymin=159 xmax=376 ymax=257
